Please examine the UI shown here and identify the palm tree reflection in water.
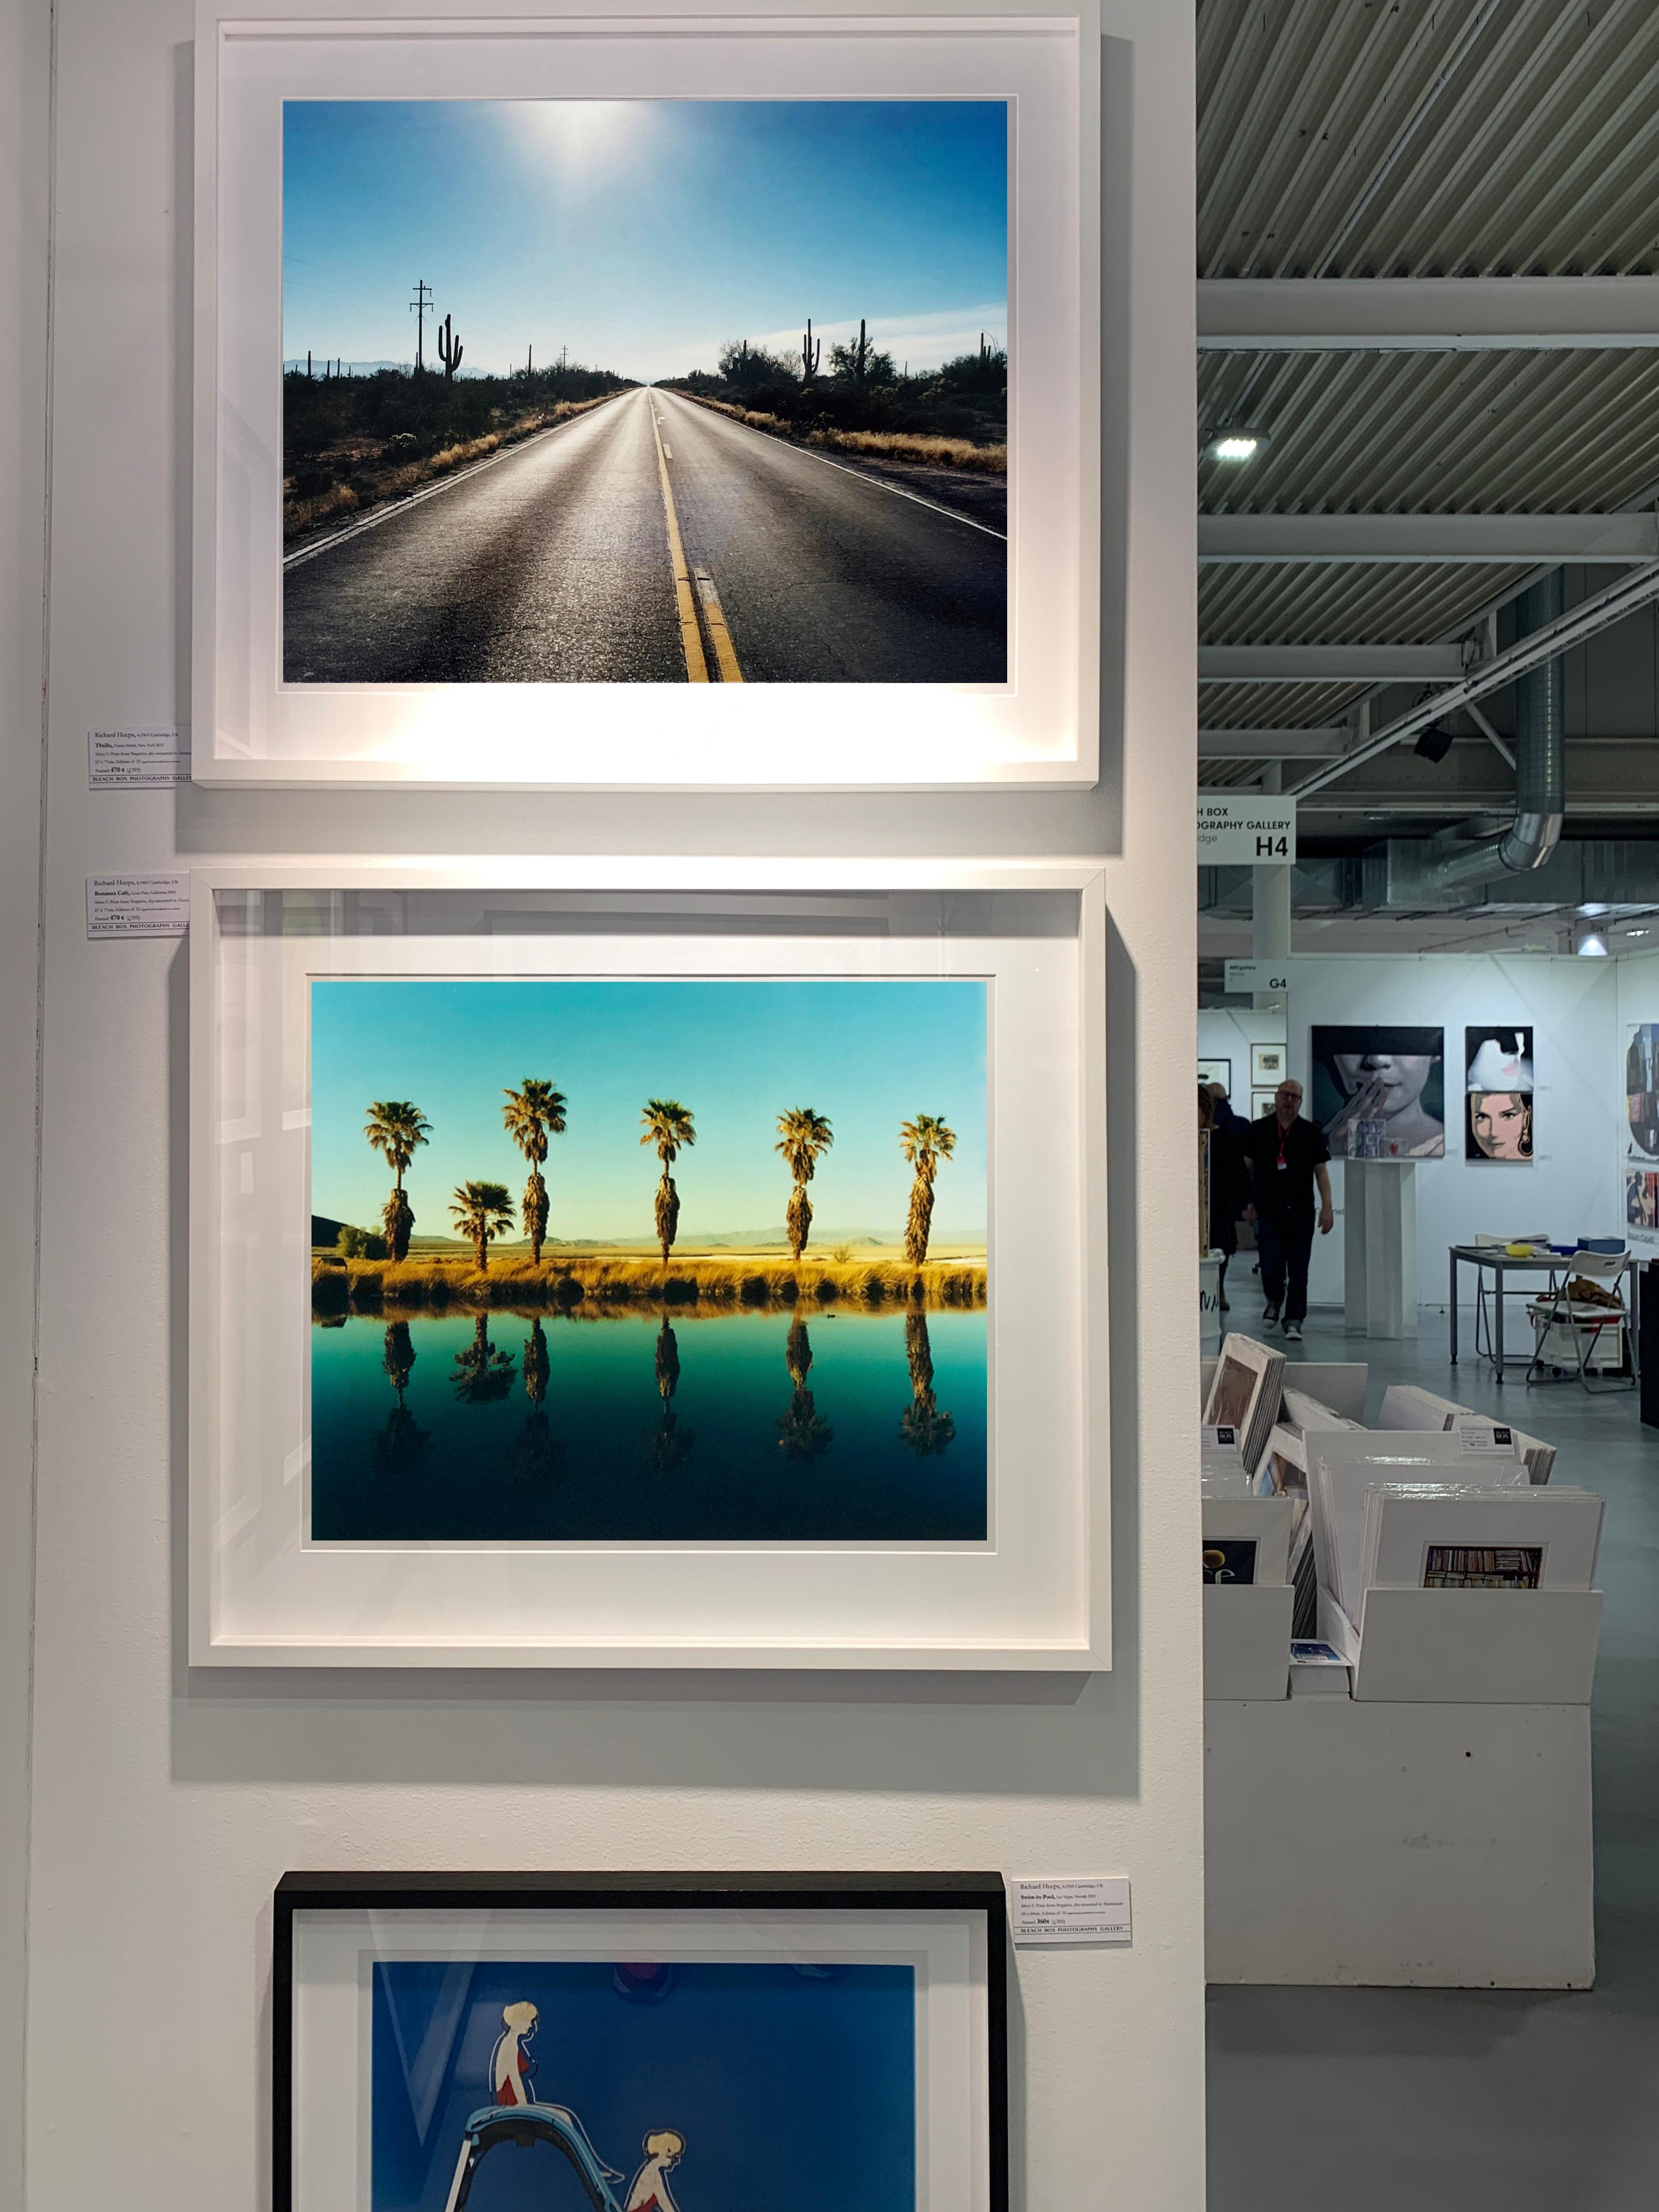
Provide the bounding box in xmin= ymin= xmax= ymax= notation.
xmin=372 ymin=1320 xmax=429 ymax=1477
xmin=777 ymin=1316 xmax=833 ymax=1462
xmin=511 ymin=1318 xmax=566 ymax=1483
xmin=899 ymin=1310 xmax=956 ymax=1457
xmin=450 ymin=1313 xmax=517 ymax=1404
xmin=650 ymin=1316 xmax=695 ymax=1472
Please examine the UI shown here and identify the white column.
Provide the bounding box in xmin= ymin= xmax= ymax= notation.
xmin=1251 ymin=763 xmax=1291 ymax=1009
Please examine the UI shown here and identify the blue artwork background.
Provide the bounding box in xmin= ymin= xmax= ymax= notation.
xmin=372 ymin=1958 xmax=916 ymax=2212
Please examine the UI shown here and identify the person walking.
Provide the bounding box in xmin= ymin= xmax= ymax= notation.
xmin=1204 ymin=1081 xmax=1249 ymax=1311
xmin=1240 ymin=1076 xmax=1334 ymax=1344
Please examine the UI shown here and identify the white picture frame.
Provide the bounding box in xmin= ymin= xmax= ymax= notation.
xmin=192 ymin=6 xmax=1100 ymax=790
xmin=189 ymin=857 xmax=1110 ymax=1668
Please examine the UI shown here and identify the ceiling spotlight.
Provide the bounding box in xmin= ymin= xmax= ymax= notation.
xmin=1203 ymin=429 xmax=1269 ymax=463
xmin=1575 ymin=925 xmax=1609 ymax=957
xmin=1413 ymin=723 xmax=1455 ymax=764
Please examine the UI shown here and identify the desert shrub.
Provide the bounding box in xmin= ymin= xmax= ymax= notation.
xmin=814 ymin=1276 xmax=841 ymax=1304
xmin=552 ymin=1274 xmax=584 ymax=1308
xmin=859 ymin=1270 xmax=887 ymax=1305
xmin=311 ymin=1264 xmax=348 ymax=1314
xmin=740 ymin=1272 xmax=770 ymax=1307
xmin=660 ymin=1275 xmax=697 ymax=1304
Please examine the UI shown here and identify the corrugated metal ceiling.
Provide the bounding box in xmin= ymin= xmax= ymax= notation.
xmin=1198 ymin=0 xmax=1659 ymax=278
xmin=1196 ymin=1 xmax=1659 ymax=770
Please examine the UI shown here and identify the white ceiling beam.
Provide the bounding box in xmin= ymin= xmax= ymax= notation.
xmin=1198 ymin=276 xmax=1659 ymax=352
xmin=1199 ymin=513 xmax=1659 ymax=564
xmin=1201 ymin=644 xmax=1466 ymax=684
xmin=1198 ymin=728 xmax=1349 ymax=758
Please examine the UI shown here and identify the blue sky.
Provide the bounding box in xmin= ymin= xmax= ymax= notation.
xmin=311 ymin=977 xmax=988 ymax=1241
xmin=283 ymin=99 xmax=1008 ymax=380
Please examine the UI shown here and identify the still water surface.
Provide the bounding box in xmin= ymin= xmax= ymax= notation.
xmin=311 ymin=1305 xmax=986 ymax=1543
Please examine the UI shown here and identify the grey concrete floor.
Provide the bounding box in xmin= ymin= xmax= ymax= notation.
xmin=1206 ymin=1300 xmax=1659 ymax=2211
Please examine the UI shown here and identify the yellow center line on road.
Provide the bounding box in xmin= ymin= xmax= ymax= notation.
xmin=693 ymin=567 xmax=744 ymax=685
xmin=650 ymin=401 xmax=709 ymax=683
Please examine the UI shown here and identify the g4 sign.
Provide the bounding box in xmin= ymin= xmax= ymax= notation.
xmin=1197 ymin=794 xmax=1298 ymax=867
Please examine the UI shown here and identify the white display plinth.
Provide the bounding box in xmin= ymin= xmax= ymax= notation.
xmin=1343 ymin=1160 xmax=1418 ymax=1339
xmin=1202 ymin=1583 xmax=1293 ymax=1700
xmin=1204 ymin=1697 xmax=1594 ymax=1988
xmin=1199 ymin=1255 xmax=1223 ymax=1352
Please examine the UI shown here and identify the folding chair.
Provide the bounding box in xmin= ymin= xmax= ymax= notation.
xmin=1524 ymin=1248 xmax=1634 ymax=1391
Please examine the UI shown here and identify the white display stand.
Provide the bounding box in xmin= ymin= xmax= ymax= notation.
xmin=1354 ymin=1588 xmax=1604 ymax=1704
xmin=1205 ymin=1698 xmax=1594 ymax=1988
xmin=1199 ymin=1255 xmax=1223 ymax=1351
xmin=1343 ymin=1160 xmax=1419 ymax=1339
xmin=1201 ymin=1584 xmax=1293 ymax=1700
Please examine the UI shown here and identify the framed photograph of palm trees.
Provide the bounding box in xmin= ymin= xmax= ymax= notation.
xmin=274 ymin=1870 xmax=1008 ymax=2212
xmin=192 ymin=8 xmax=1097 ymax=788
xmin=190 ymin=860 xmax=1109 ymax=1668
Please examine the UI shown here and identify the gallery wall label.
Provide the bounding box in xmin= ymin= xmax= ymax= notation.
xmin=1008 ymin=1875 xmax=1132 ymax=1945
xmin=86 ymin=874 xmax=190 ymax=939
xmin=1224 ymin=959 xmax=1297 ymax=997
xmin=88 ymin=728 xmax=190 ymax=787
xmin=1198 ymin=794 xmax=1297 ymax=865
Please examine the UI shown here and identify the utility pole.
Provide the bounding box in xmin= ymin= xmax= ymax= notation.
xmin=410 ymin=278 xmax=433 ymax=372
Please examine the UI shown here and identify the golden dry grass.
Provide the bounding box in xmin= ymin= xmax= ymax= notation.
xmin=312 ymin=1249 xmax=987 ymax=1316
xmin=676 ymin=393 xmax=1005 ymax=476
xmin=806 ymin=427 xmax=1007 ymax=474
xmin=283 ymin=393 xmax=628 ymax=539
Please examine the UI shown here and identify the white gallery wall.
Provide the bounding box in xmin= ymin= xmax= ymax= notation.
xmin=13 ymin=6 xmax=1206 ymax=2212
xmin=1274 ymin=955 xmax=1620 ymax=1310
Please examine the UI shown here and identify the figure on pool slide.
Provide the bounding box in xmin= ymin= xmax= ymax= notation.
xmin=488 ymin=2001 xmax=625 ymax=2183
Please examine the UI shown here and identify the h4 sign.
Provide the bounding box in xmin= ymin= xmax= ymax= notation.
xmin=1198 ymin=794 xmax=1297 ymax=866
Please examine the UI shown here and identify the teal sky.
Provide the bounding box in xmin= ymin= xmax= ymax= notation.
xmin=310 ymin=977 xmax=988 ymax=1242
xmin=283 ymin=99 xmax=1009 ymax=380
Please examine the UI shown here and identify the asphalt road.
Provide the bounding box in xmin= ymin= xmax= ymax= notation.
xmin=283 ymin=385 xmax=1007 ymax=684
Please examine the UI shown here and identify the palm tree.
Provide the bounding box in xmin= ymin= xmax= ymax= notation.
xmin=449 ymin=1179 xmax=514 ymax=1271
xmin=898 ymin=1114 xmax=957 ymax=1265
xmin=364 ymin=1100 xmax=430 ymax=1263
xmin=640 ymin=1100 xmax=696 ymax=1264
xmin=774 ymin=1108 xmax=834 ymax=1261
xmin=502 ymin=1079 xmax=567 ymax=1267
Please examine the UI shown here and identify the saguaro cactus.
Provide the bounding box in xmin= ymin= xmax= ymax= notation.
xmin=437 ymin=313 xmax=464 ymax=383
xmin=800 ymin=318 xmax=820 ymax=383
xmin=851 ymin=318 xmax=870 ymax=384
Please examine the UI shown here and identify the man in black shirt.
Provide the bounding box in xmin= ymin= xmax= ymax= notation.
xmin=1240 ymin=1076 xmax=1334 ymax=1343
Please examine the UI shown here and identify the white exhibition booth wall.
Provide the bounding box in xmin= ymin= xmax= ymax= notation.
xmin=1201 ymin=955 xmax=1620 ymax=1312
xmin=1 ymin=8 xmax=1207 ymax=2212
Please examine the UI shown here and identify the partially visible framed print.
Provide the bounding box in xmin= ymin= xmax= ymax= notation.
xmin=1197 ymin=1056 xmax=1230 ymax=1092
xmin=194 ymin=8 xmax=1099 ymax=788
xmin=191 ymin=860 xmax=1108 ymax=1666
xmin=1249 ymin=1088 xmax=1276 ymax=1119
xmin=274 ymin=1870 xmax=1008 ymax=2212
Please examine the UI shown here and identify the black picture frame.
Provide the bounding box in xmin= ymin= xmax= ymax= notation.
xmin=273 ymin=1869 xmax=1009 ymax=2212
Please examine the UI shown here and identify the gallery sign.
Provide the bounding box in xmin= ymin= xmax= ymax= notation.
xmin=1198 ymin=794 xmax=1297 ymax=866
xmin=1223 ymin=959 xmax=1296 ymax=998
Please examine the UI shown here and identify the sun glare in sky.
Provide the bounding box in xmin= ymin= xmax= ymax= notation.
xmin=283 ymin=98 xmax=1009 ymax=381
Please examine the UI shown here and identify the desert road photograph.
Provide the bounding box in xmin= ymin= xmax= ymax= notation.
xmin=281 ymin=97 xmax=1009 ymax=686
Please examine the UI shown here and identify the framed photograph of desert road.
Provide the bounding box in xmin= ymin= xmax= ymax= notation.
xmin=193 ymin=9 xmax=1098 ymax=788
xmin=275 ymin=1870 xmax=1008 ymax=2212
xmin=190 ymin=861 xmax=1108 ymax=1668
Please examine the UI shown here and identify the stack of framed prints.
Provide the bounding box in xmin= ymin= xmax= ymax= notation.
xmin=274 ymin=1870 xmax=1008 ymax=2212
xmin=190 ymin=860 xmax=1109 ymax=1669
xmin=194 ymin=9 xmax=1097 ymax=789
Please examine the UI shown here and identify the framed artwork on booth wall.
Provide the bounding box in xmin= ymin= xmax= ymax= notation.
xmin=1197 ymin=1057 xmax=1230 ymax=1092
xmin=1248 ymin=1044 xmax=1284 ymax=1086
xmin=1308 ymin=1025 xmax=1446 ymax=1160
xmin=273 ymin=1870 xmax=1008 ymax=2212
xmin=1464 ymin=1025 xmax=1534 ymax=1163
xmin=190 ymin=860 xmax=1109 ymax=1668
xmin=192 ymin=8 xmax=1100 ymax=789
